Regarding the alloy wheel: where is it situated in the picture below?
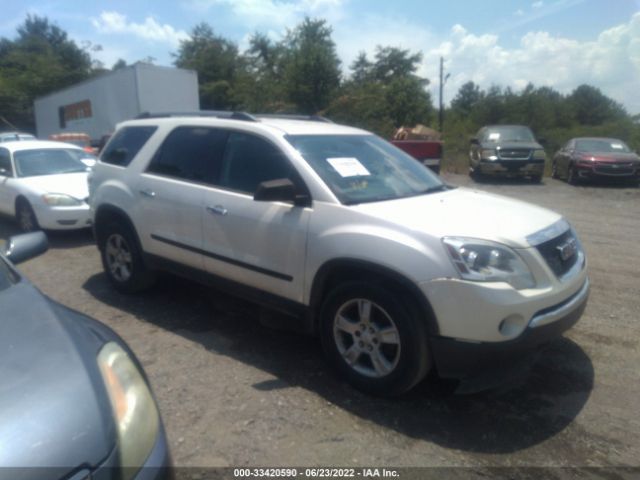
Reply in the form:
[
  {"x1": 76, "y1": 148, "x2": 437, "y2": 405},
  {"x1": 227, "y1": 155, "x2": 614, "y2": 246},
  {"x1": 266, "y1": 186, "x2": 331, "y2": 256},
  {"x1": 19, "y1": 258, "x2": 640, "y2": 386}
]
[
  {"x1": 332, "y1": 298, "x2": 401, "y2": 378},
  {"x1": 105, "y1": 233, "x2": 133, "y2": 282}
]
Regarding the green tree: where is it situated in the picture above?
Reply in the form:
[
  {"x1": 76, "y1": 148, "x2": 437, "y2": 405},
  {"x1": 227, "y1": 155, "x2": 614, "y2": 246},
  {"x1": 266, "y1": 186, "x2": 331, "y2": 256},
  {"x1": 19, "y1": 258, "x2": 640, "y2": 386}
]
[
  {"x1": 174, "y1": 23, "x2": 242, "y2": 109},
  {"x1": 0, "y1": 15, "x2": 92, "y2": 130},
  {"x1": 569, "y1": 84, "x2": 626, "y2": 125},
  {"x1": 282, "y1": 18, "x2": 341, "y2": 113},
  {"x1": 451, "y1": 81, "x2": 483, "y2": 116}
]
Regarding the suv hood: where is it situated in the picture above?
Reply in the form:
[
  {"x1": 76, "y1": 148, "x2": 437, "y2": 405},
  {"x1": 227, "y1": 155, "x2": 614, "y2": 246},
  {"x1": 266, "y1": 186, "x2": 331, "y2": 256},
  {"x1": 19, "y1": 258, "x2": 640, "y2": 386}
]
[
  {"x1": 353, "y1": 187, "x2": 561, "y2": 248},
  {"x1": 0, "y1": 281, "x2": 114, "y2": 471},
  {"x1": 15, "y1": 172, "x2": 89, "y2": 200}
]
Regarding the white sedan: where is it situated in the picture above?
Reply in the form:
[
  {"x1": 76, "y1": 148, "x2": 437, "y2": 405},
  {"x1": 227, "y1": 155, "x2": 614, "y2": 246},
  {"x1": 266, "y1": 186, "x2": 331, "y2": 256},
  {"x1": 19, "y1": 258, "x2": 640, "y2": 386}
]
[{"x1": 0, "y1": 141, "x2": 94, "y2": 231}]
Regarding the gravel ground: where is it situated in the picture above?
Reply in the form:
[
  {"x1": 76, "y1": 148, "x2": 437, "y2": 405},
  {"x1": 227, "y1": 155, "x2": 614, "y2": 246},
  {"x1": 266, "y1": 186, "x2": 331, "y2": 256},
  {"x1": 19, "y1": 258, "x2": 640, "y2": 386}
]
[{"x1": 1, "y1": 174, "x2": 639, "y2": 471}]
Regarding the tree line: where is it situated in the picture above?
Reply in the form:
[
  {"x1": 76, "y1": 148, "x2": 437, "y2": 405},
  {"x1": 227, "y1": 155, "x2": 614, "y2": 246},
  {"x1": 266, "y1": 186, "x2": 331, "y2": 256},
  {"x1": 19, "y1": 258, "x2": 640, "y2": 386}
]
[{"x1": 1, "y1": 14, "x2": 638, "y2": 163}]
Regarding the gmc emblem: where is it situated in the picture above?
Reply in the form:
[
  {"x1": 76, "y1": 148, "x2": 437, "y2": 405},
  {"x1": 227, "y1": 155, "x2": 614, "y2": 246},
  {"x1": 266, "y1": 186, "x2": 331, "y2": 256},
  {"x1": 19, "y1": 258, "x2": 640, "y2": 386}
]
[{"x1": 557, "y1": 237, "x2": 577, "y2": 261}]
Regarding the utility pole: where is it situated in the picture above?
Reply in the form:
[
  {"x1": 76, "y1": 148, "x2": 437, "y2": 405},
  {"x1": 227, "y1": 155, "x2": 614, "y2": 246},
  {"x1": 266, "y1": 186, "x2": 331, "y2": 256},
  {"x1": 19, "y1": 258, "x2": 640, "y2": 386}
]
[{"x1": 438, "y1": 57, "x2": 450, "y2": 134}]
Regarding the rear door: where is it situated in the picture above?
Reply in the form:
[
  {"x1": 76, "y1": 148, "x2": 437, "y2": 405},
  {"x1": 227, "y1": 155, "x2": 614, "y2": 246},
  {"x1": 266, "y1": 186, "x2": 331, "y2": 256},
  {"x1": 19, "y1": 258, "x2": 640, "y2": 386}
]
[
  {"x1": 135, "y1": 126, "x2": 227, "y2": 270},
  {"x1": 201, "y1": 131, "x2": 310, "y2": 302}
]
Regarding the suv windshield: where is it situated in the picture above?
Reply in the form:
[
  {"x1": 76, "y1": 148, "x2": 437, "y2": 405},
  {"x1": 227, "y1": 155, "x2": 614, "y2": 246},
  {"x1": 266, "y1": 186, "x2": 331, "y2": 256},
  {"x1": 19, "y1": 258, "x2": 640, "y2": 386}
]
[
  {"x1": 481, "y1": 126, "x2": 536, "y2": 143},
  {"x1": 575, "y1": 139, "x2": 631, "y2": 153},
  {"x1": 14, "y1": 149, "x2": 88, "y2": 177},
  {"x1": 286, "y1": 134, "x2": 444, "y2": 205}
]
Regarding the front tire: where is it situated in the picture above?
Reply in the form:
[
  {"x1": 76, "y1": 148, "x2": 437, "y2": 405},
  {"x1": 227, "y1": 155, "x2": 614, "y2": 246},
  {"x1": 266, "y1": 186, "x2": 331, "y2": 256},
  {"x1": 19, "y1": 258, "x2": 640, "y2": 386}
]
[
  {"x1": 567, "y1": 165, "x2": 578, "y2": 185},
  {"x1": 16, "y1": 199, "x2": 39, "y2": 232},
  {"x1": 319, "y1": 282, "x2": 431, "y2": 396},
  {"x1": 99, "y1": 222, "x2": 155, "y2": 293}
]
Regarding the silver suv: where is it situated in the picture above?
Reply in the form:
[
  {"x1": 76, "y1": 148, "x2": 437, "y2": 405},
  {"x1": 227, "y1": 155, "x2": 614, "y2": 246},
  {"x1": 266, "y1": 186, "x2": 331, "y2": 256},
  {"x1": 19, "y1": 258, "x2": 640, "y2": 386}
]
[{"x1": 89, "y1": 112, "x2": 589, "y2": 395}]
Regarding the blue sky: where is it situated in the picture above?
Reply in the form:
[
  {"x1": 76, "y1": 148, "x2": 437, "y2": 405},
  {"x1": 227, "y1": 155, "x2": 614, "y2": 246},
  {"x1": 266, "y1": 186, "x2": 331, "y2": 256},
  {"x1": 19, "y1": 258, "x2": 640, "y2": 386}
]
[{"x1": 2, "y1": 0, "x2": 640, "y2": 113}]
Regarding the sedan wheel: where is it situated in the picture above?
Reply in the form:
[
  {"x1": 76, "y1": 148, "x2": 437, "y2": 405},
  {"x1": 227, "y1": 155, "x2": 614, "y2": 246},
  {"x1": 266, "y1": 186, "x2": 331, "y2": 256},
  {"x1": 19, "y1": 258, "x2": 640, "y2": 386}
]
[
  {"x1": 567, "y1": 166, "x2": 578, "y2": 185},
  {"x1": 16, "y1": 201, "x2": 39, "y2": 232}
]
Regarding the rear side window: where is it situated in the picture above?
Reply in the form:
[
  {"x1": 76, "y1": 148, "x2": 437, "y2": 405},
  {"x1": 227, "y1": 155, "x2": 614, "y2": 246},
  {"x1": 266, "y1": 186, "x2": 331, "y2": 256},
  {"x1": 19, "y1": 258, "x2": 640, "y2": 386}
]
[
  {"x1": 101, "y1": 126, "x2": 157, "y2": 167},
  {"x1": 218, "y1": 132, "x2": 292, "y2": 194},
  {"x1": 0, "y1": 148, "x2": 12, "y2": 176},
  {"x1": 146, "y1": 127, "x2": 228, "y2": 183}
]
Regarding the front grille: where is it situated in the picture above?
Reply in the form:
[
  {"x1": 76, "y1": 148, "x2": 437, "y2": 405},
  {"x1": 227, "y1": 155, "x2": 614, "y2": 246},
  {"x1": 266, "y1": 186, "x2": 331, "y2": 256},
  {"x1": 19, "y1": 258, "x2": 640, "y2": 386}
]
[
  {"x1": 594, "y1": 164, "x2": 635, "y2": 175},
  {"x1": 497, "y1": 160, "x2": 530, "y2": 171},
  {"x1": 536, "y1": 229, "x2": 580, "y2": 278},
  {"x1": 498, "y1": 149, "x2": 531, "y2": 160}
]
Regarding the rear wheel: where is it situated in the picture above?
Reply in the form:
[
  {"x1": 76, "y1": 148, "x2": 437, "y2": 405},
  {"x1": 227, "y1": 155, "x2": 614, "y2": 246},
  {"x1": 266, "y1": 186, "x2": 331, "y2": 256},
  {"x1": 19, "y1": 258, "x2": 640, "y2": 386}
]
[
  {"x1": 100, "y1": 222, "x2": 155, "y2": 293},
  {"x1": 319, "y1": 282, "x2": 431, "y2": 396},
  {"x1": 16, "y1": 199, "x2": 39, "y2": 232}
]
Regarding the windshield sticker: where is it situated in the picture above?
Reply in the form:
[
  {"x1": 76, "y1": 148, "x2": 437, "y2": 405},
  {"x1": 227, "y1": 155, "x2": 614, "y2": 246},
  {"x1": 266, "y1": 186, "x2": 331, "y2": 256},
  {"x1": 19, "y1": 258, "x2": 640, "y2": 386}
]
[
  {"x1": 327, "y1": 157, "x2": 371, "y2": 177},
  {"x1": 488, "y1": 133, "x2": 500, "y2": 141},
  {"x1": 611, "y1": 143, "x2": 624, "y2": 150}
]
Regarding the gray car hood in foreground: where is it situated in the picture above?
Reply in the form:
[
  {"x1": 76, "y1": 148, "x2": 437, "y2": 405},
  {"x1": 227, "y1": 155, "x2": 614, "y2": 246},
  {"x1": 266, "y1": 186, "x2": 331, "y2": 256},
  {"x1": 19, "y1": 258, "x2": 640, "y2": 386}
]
[{"x1": 0, "y1": 280, "x2": 115, "y2": 473}]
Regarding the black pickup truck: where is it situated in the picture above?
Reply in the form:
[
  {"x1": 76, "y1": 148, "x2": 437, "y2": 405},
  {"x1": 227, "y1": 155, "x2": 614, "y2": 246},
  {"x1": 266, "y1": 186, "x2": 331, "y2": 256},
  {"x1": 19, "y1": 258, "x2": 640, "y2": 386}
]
[{"x1": 469, "y1": 125, "x2": 546, "y2": 182}]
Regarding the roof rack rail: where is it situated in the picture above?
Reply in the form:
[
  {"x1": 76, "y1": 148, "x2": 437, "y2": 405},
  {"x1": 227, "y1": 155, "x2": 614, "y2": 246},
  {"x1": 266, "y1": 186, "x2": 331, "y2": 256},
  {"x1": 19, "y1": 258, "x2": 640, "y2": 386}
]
[
  {"x1": 135, "y1": 111, "x2": 257, "y2": 122},
  {"x1": 253, "y1": 113, "x2": 333, "y2": 123}
]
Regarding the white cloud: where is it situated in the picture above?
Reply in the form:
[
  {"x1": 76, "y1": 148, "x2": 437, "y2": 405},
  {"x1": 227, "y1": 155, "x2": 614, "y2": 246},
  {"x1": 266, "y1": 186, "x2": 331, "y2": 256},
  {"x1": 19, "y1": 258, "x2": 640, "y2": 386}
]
[
  {"x1": 91, "y1": 11, "x2": 189, "y2": 47},
  {"x1": 187, "y1": 0, "x2": 345, "y2": 30},
  {"x1": 422, "y1": 12, "x2": 640, "y2": 114}
]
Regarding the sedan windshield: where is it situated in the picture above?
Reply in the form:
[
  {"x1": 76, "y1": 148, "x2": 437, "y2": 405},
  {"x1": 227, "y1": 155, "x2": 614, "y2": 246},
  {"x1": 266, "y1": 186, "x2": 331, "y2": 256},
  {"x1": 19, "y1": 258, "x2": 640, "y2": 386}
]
[
  {"x1": 14, "y1": 149, "x2": 88, "y2": 177},
  {"x1": 286, "y1": 134, "x2": 445, "y2": 205},
  {"x1": 481, "y1": 126, "x2": 536, "y2": 143},
  {"x1": 575, "y1": 139, "x2": 631, "y2": 153}
]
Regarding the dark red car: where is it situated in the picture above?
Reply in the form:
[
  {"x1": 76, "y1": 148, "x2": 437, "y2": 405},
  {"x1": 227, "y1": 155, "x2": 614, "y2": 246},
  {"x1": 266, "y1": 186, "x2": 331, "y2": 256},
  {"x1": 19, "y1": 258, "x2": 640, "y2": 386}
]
[{"x1": 552, "y1": 137, "x2": 640, "y2": 185}]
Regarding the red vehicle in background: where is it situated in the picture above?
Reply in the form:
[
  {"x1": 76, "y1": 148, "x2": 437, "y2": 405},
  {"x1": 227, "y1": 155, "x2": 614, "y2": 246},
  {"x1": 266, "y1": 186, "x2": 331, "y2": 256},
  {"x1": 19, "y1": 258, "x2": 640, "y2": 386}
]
[
  {"x1": 49, "y1": 132, "x2": 97, "y2": 155},
  {"x1": 552, "y1": 137, "x2": 640, "y2": 185},
  {"x1": 391, "y1": 125, "x2": 443, "y2": 174}
]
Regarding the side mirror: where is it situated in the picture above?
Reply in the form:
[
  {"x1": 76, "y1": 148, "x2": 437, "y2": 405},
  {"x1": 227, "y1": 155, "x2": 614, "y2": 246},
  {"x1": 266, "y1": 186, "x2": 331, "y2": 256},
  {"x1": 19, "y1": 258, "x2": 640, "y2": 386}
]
[
  {"x1": 254, "y1": 178, "x2": 310, "y2": 207},
  {"x1": 4, "y1": 231, "x2": 49, "y2": 265},
  {"x1": 469, "y1": 138, "x2": 480, "y2": 146}
]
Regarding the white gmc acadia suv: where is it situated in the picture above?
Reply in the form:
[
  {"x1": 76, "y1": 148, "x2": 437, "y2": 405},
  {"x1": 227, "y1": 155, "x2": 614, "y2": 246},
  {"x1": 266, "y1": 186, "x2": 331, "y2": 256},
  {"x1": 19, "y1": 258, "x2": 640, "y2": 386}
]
[{"x1": 89, "y1": 112, "x2": 589, "y2": 395}]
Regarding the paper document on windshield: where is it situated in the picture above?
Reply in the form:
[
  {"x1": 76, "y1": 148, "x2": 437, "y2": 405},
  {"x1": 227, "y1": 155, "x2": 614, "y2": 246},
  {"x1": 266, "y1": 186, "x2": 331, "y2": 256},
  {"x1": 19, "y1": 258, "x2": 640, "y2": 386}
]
[{"x1": 327, "y1": 157, "x2": 371, "y2": 177}]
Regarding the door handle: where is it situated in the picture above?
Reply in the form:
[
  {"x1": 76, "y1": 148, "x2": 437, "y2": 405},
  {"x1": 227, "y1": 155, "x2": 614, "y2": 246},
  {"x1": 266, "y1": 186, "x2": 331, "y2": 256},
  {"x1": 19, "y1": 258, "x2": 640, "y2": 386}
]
[
  {"x1": 139, "y1": 189, "x2": 156, "y2": 198},
  {"x1": 206, "y1": 205, "x2": 228, "y2": 216}
]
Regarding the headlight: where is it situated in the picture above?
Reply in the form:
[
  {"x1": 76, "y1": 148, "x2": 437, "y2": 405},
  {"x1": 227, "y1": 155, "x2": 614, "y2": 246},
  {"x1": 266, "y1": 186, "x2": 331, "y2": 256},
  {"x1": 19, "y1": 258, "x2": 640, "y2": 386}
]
[
  {"x1": 533, "y1": 149, "x2": 546, "y2": 160},
  {"x1": 481, "y1": 149, "x2": 498, "y2": 160},
  {"x1": 442, "y1": 237, "x2": 536, "y2": 290},
  {"x1": 97, "y1": 342, "x2": 159, "y2": 476},
  {"x1": 42, "y1": 193, "x2": 83, "y2": 206}
]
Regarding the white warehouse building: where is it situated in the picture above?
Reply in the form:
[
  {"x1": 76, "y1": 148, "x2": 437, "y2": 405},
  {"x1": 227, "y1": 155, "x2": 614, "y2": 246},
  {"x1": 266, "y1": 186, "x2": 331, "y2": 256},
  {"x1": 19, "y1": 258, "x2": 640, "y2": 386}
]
[{"x1": 34, "y1": 63, "x2": 199, "y2": 142}]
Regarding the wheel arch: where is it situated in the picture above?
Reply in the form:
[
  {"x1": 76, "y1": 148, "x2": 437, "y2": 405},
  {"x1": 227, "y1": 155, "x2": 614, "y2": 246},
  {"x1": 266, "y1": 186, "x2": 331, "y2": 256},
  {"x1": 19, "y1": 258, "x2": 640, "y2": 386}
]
[
  {"x1": 93, "y1": 204, "x2": 142, "y2": 252},
  {"x1": 308, "y1": 258, "x2": 440, "y2": 336}
]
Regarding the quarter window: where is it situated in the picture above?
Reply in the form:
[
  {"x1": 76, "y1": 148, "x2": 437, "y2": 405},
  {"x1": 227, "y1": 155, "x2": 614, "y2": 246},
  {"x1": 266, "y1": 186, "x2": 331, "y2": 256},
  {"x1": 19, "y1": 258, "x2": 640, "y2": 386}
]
[
  {"x1": 0, "y1": 148, "x2": 12, "y2": 176},
  {"x1": 218, "y1": 132, "x2": 292, "y2": 194},
  {"x1": 101, "y1": 126, "x2": 157, "y2": 167},
  {"x1": 147, "y1": 127, "x2": 228, "y2": 183}
]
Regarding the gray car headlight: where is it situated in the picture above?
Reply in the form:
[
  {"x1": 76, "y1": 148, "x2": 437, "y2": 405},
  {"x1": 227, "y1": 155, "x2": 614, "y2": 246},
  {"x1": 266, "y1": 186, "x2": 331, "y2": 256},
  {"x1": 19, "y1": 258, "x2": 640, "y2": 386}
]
[
  {"x1": 42, "y1": 193, "x2": 83, "y2": 206},
  {"x1": 443, "y1": 237, "x2": 536, "y2": 290},
  {"x1": 97, "y1": 342, "x2": 159, "y2": 477}
]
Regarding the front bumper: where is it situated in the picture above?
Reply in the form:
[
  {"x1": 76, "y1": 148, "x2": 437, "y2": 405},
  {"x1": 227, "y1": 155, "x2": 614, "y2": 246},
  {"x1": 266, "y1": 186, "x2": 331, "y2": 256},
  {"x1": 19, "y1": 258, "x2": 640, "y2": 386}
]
[
  {"x1": 33, "y1": 203, "x2": 92, "y2": 230},
  {"x1": 575, "y1": 163, "x2": 640, "y2": 179},
  {"x1": 429, "y1": 278, "x2": 588, "y2": 389},
  {"x1": 477, "y1": 159, "x2": 544, "y2": 176}
]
